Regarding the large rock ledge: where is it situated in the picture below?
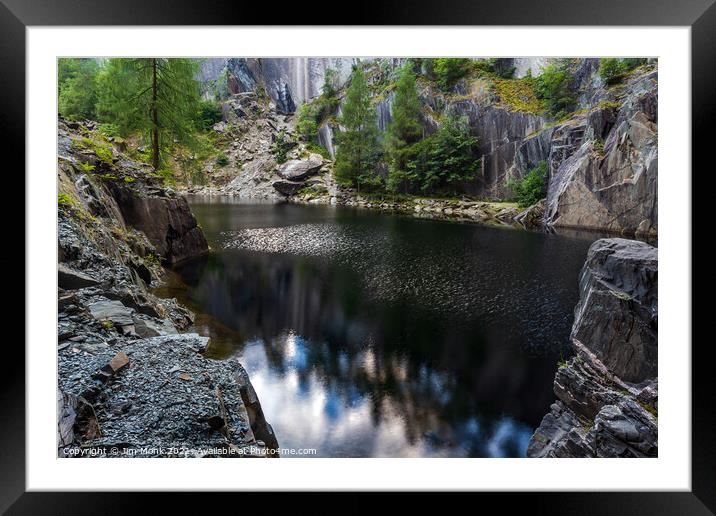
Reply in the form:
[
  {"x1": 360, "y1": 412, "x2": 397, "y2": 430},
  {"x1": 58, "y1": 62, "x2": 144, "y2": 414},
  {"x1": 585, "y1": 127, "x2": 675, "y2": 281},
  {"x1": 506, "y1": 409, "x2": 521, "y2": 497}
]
[
  {"x1": 58, "y1": 332, "x2": 278, "y2": 458},
  {"x1": 57, "y1": 119, "x2": 276, "y2": 458},
  {"x1": 527, "y1": 238, "x2": 658, "y2": 458},
  {"x1": 105, "y1": 184, "x2": 208, "y2": 265}
]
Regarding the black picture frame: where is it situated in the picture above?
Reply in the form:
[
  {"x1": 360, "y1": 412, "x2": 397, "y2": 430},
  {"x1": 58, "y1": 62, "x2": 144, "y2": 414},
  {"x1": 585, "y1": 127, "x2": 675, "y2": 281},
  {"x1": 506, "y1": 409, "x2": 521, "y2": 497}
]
[{"x1": 5, "y1": 0, "x2": 710, "y2": 512}]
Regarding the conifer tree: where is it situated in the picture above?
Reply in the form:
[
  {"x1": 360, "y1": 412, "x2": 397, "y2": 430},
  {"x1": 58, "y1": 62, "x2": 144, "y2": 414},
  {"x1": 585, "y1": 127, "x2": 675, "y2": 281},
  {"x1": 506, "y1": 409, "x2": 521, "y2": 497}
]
[
  {"x1": 97, "y1": 58, "x2": 201, "y2": 171},
  {"x1": 386, "y1": 62, "x2": 423, "y2": 192},
  {"x1": 334, "y1": 67, "x2": 381, "y2": 190}
]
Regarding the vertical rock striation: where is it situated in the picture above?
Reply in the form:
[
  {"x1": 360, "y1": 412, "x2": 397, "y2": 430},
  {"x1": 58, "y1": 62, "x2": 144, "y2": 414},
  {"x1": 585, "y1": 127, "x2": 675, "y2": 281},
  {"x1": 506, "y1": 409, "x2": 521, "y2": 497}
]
[
  {"x1": 198, "y1": 58, "x2": 657, "y2": 235},
  {"x1": 527, "y1": 238, "x2": 658, "y2": 458},
  {"x1": 206, "y1": 57, "x2": 360, "y2": 113},
  {"x1": 544, "y1": 71, "x2": 658, "y2": 236}
]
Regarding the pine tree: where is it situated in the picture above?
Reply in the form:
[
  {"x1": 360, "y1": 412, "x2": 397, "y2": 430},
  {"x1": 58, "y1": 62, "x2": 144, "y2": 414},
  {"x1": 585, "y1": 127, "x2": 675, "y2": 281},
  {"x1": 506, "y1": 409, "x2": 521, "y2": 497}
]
[
  {"x1": 97, "y1": 58, "x2": 201, "y2": 171},
  {"x1": 334, "y1": 67, "x2": 381, "y2": 190},
  {"x1": 386, "y1": 62, "x2": 423, "y2": 192}
]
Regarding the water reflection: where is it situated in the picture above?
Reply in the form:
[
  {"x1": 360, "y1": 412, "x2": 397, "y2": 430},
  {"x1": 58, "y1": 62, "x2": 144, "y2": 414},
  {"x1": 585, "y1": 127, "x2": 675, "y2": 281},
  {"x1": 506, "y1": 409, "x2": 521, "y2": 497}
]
[{"x1": 167, "y1": 199, "x2": 602, "y2": 457}]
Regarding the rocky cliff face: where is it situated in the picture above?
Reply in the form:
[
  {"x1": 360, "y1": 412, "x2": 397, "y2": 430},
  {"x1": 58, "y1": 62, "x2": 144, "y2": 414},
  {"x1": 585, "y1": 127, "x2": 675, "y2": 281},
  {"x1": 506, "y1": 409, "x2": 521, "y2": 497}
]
[
  {"x1": 197, "y1": 58, "x2": 657, "y2": 236},
  {"x1": 58, "y1": 120, "x2": 208, "y2": 264},
  {"x1": 57, "y1": 119, "x2": 277, "y2": 457},
  {"x1": 200, "y1": 58, "x2": 555, "y2": 112},
  {"x1": 544, "y1": 70, "x2": 658, "y2": 237},
  {"x1": 202, "y1": 57, "x2": 359, "y2": 113},
  {"x1": 527, "y1": 238, "x2": 658, "y2": 458}
]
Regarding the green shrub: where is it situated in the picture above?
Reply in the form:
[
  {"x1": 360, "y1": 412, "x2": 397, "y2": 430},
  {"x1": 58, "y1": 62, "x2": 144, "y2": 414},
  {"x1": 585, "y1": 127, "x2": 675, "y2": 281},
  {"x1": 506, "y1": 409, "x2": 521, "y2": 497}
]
[
  {"x1": 433, "y1": 58, "x2": 472, "y2": 91},
  {"x1": 297, "y1": 103, "x2": 319, "y2": 142},
  {"x1": 144, "y1": 253, "x2": 162, "y2": 266},
  {"x1": 212, "y1": 67, "x2": 231, "y2": 100},
  {"x1": 473, "y1": 58, "x2": 516, "y2": 79},
  {"x1": 489, "y1": 58, "x2": 516, "y2": 79},
  {"x1": 599, "y1": 58, "x2": 648, "y2": 85},
  {"x1": 593, "y1": 138, "x2": 605, "y2": 155},
  {"x1": 98, "y1": 123, "x2": 120, "y2": 138},
  {"x1": 621, "y1": 58, "x2": 648, "y2": 69},
  {"x1": 94, "y1": 145, "x2": 114, "y2": 165},
  {"x1": 306, "y1": 142, "x2": 331, "y2": 159},
  {"x1": 598, "y1": 58, "x2": 625, "y2": 85},
  {"x1": 81, "y1": 137, "x2": 114, "y2": 165},
  {"x1": 215, "y1": 152, "x2": 229, "y2": 167},
  {"x1": 152, "y1": 168, "x2": 176, "y2": 186},
  {"x1": 271, "y1": 130, "x2": 293, "y2": 164},
  {"x1": 534, "y1": 60, "x2": 577, "y2": 118},
  {"x1": 58, "y1": 193, "x2": 74, "y2": 209},
  {"x1": 406, "y1": 115, "x2": 480, "y2": 193},
  {"x1": 78, "y1": 161, "x2": 95, "y2": 173},
  {"x1": 506, "y1": 161, "x2": 548, "y2": 208},
  {"x1": 296, "y1": 70, "x2": 341, "y2": 145},
  {"x1": 492, "y1": 77, "x2": 544, "y2": 113},
  {"x1": 197, "y1": 100, "x2": 223, "y2": 131}
]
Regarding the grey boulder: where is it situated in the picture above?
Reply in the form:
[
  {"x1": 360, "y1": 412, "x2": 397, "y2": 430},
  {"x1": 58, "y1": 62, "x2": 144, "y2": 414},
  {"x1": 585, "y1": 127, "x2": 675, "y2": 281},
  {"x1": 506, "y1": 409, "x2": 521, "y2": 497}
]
[
  {"x1": 88, "y1": 299, "x2": 135, "y2": 328},
  {"x1": 272, "y1": 180, "x2": 305, "y2": 196},
  {"x1": 277, "y1": 153, "x2": 323, "y2": 181},
  {"x1": 513, "y1": 199, "x2": 546, "y2": 229}
]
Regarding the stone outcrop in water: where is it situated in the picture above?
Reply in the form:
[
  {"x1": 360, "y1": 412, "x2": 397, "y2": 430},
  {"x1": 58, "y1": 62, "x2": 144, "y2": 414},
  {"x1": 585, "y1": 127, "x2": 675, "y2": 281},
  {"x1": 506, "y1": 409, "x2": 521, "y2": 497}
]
[
  {"x1": 571, "y1": 239, "x2": 658, "y2": 382},
  {"x1": 514, "y1": 200, "x2": 546, "y2": 230},
  {"x1": 527, "y1": 238, "x2": 658, "y2": 458},
  {"x1": 103, "y1": 184, "x2": 208, "y2": 265},
  {"x1": 57, "y1": 119, "x2": 277, "y2": 458}
]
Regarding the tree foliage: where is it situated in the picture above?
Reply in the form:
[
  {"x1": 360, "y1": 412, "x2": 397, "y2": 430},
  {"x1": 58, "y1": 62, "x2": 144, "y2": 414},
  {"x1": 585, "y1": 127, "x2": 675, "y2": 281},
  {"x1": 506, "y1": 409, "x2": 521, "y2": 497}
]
[
  {"x1": 533, "y1": 60, "x2": 577, "y2": 119},
  {"x1": 215, "y1": 67, "x2": 231, "y2": 100},
  {"x1": 386, "y1": 63, "x2": 423, "y2": 191},
  {"x1": 506, "y1": 161, "x2": 548, "y2": 208},
  {"x1": 271, "y1": 130, "x2": 294, "y2": 164},
  {"x1": 432, "y1": 58, "x2": 472, "y2": 91},
  {"x1": 96, "y1": 58, "x2": 201, "y2": 170},
  {"x1": 334, "y1": 67, "x2": 382, "y2": 190},
  {"x1": 407, "y1": 115, "x2": 480, "y2": 193},
  {"x1": 58, "y1": 58, "x2": 100, "y2": 120},
  {"x1": 197, "y1": 100, "x2": 223, "y2": 131},
  {"x1": 488, "y1": 58, "x2": 516, "y2": 79},
  {"x1": 599, "y1": 58, "x2": 648, "y2": 85},
  {"x1": 296, "y1": 68, "x2": 340, "y2": 148},
  {"x1": 297, "y1": 102, "x2": 319, "y2": 142}
]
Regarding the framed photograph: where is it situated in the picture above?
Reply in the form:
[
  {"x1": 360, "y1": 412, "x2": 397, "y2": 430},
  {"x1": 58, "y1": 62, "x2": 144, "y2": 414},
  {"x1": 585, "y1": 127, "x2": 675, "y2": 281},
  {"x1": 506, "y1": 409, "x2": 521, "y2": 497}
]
[{"x1": 8, "y1": 0, "x2": 711, "y2": 511}]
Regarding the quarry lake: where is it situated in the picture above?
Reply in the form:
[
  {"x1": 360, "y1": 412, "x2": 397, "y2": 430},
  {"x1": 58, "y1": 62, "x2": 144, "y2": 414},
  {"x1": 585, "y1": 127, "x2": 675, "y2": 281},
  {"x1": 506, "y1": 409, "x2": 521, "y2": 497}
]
[{"x1": 160, "y1": 196, "x2": 601, "y2": 457}]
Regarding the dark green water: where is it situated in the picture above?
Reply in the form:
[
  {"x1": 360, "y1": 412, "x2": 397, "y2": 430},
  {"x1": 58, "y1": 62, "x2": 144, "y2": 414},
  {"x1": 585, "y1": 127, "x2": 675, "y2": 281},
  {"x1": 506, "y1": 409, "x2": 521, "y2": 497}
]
[{"x1": 165, "y1": 196, "x2": 603, "y2": 457}]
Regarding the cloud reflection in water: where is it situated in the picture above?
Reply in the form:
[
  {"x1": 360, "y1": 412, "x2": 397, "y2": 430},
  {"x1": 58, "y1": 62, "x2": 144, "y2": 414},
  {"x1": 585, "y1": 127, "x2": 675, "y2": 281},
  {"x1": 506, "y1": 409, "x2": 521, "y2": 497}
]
[{"x1": 168, "y1": 200, "x2": 599, "y2": 457}]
